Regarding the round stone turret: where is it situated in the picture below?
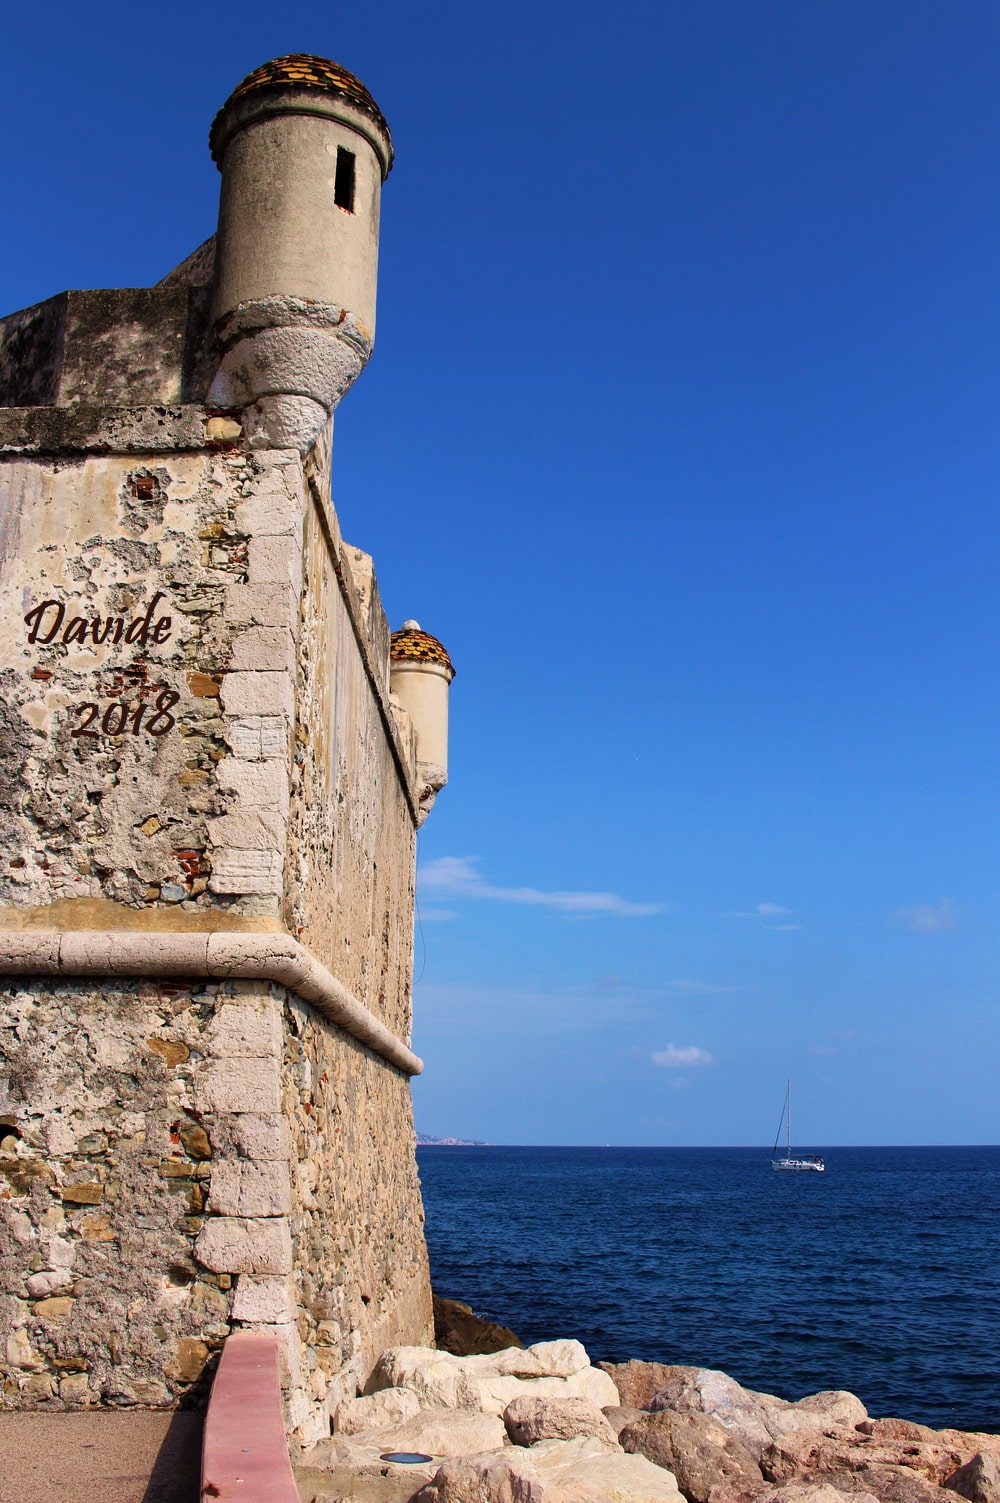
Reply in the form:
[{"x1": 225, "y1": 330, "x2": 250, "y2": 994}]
[
  {"x1": 390, "y1": 623, "x2": 455, "y2": 817},
  {"x1": 207, "y1": 54, "x2": 393, "y2": 449}
]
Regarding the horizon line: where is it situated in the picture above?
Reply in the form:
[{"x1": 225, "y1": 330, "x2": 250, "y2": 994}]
[{"x1": 416, "y1": 1141, "x2": 1000, "y2": 1150}]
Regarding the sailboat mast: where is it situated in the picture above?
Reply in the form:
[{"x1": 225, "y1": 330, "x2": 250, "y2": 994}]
[{"x1": 787, "y1": 1079, "x2": 791, "y2": 1157}]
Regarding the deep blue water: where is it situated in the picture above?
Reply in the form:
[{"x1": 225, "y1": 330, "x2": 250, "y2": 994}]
[{"x1": 417, "y1": 1145, "x2": 1000, "y2": 1435}]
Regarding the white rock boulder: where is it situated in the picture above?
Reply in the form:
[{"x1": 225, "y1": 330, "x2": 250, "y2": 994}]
[
  {"x1": 563, "y1": 1363, "x2": 622, "y2": 1408},
  {"x1": 333, "y1": 1385, "x2": 421, "y2": 1434},
  {"x1": 504, "y1": 1394, "x2": 621, "y2": 1447},
  {"x1": 414, "y1": 1434, "x2": 686, "y2": 1502},
  {"x1": 367, "y1": 1340, "x2": 619, "y2": 1417},
  {"x1": 461, "y1": 1346, "x2": 548, "y2": 1378},
  {"x1": 529, "y1": 1339, "x2": 591, "y2": 1377},
  {"x1": 785, "y1": 1391, "x2": 869, "y2": 1431},
  {"x1": 378, "y1": 1407, "x2": 507, "y2": 1458},
  {"x1": 367, "y1": 1347, "x2": 479, "y2": 1410}
]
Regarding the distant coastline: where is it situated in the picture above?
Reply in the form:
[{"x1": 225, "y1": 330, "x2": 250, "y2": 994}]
[{"x1": 417, "y1": 1132, "x2": 488, "y2": 1146}]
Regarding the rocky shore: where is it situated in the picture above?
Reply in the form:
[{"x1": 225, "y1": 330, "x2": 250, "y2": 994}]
[{"x1": 298, "y1": 1315, "x2": 1000, "y2": 1503}]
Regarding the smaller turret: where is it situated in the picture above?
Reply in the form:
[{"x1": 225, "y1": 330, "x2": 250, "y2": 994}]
[{"x1": 390, "y1": 622, "x2": 455, "y2": 822}]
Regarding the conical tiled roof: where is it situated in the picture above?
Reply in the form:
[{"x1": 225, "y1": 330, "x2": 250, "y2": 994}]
[
  {"x1": 390, "y1": 622, "x2": 455, "y2": 679},
  {"x1": 210, "y1": 54, "x2": 392, "y2": 168}
]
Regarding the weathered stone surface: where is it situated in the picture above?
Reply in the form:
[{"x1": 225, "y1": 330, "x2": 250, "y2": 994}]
[
  {"x1": 25, "y1": 1269, "x2": 73, "y2": 1297},
  {"x1": 31, "y1": 1296, "x2": 74, "y2": 1321},
  {"x1": 367, "y1": 1347, "x2": 479, "y2": 1410},
  {"x1": 650, "y1": 1368, "x2": 785, "y2": 1455},
  {"x1": 644, "y1": 1368, "x2": 868, "y2": 1460},
  {"x1": 602, "y1": 1359, "x2": 683, "y2": 1409},
  {"x1": 300, "y1": 1458, "x2": 439, "y2": 1501},
  {"x1": 59, "y1": 1372, "x2": 95, "y2": 1405},
  {"x1": 377, "y1": 1407, "x2": 507, "y2": 1458},
  {"x1": 469, "y1": 1370, "x2": 547, "y2": 1415},
  {"x1": 861, "y1": 1422, "x2": 944, "y2": 1444},
  {"x1": 229, "y1": 1113, "x2": 290, "y2": 1161},
  {"x1": 762, "y1": 1429, "x2": 878, "y2": 1482},
  {"x1": 60, "y1": 1181, "x2": 103, "y2": 1205},
  {"x1": 800, "y1": 1467, "x2": 953, "y2": 1503},
  {"x1": 754, "y1": 1419, "x2": 1000, "y2": 1503},
  {"x1": 230, "y1": 1274, "x2": 292, "y2": 1324},
  {"x1": 776, "y1": 1393, "x2": 869, "y2": 1435},
  {"x1": 178, "y1": 1122, "x2": 212, "y2": 1160},
  {"x1": 764, "y1": 1486, "x2": 881, "y2": 1503},
  {"x1": 410, "y1": 1446, "x2": 543, "y2": 1503},
  {"x1": 529, "y1": 1339, "x2": 591, "y2": 1378},
  {"x1": 166, "y1": 1337, "x2": 209, "y2": 1383},
  {"x1": 367, "y1": 1340, "x2": 619, "y2": 1421},
  {"x1": 212, "y1": 987, "x2": 283, "y2": 1047},
  {"x1": 605, "y1": 1402, "x2": 648, "y2": 1435},
  {"x1": 622, "y1": 1409, "x2": 764, "y2": 1503},
  {"x1": 207, "y1": 1158, "x2": 291, "y2": 1217},
  {"x1": 504, "y1": 1393, "x2": 621, "y2": 1447},
  {"x1": 462, "y1": 1346, "x2": 548, "y2": 1378},
  {"x1": 433, "y1": 1294, "x2": 524, "y2": 1356},
  {"x1": 334, "y1": 1385, "x2": 422, "y2": 1434},
  {"x1": 196, "y1": 1057, "x2": 282, "y2": 1115},
  {"x1": 563, "y1": 1363, "x2": 622, "y2": 1408},
  {"x1": 414, "y1": 1434, "x2": 686, "y2": 1503},
  {"x1": 944, "y1": 1453, "x2": 1000, "y2": 1503},
  {"x1": 147, "y1": 1037, "x2": 190, "y2": 1067},
  {"x1": 194, "y1": 1214, "x2": 293, "y2": 1274},
  {"x1": 477, "y1": 1364, "x2": 618, "y2": 1417},
  {"x1": 5, "y1": 1330, "x2": 42, "y2": 1371}
]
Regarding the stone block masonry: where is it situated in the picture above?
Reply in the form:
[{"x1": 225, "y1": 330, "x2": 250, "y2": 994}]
[
  {"x1": 0, "y1": 53, "x2": 445, "y2": 1445},
  {"x1": 0, "y1": 971, "x2": 429, "y2": 1436}
]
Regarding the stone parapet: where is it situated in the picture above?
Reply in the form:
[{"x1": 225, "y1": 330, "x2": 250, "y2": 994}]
[
  {"x1": 0, "y1": 288, "x2": 212, "y2": 411},
  {"x1": 0, "y1": 402, "x2": 225, "y2": 455}
]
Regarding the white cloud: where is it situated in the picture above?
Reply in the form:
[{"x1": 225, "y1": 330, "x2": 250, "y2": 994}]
[
  {"x1": 418, "y1": 856, "x2": 664, "y2": 918},
  {"x1": 725, "y1": 902, "x2": 793, "y2": 920},
  {"x1": 891, "y1": 899, "x2": 958, "y2": 934},
  {"x1": 417, "y1": 907, "x2": 458, "y2": 922},
  {"x1": 650, "y1": 1044, "x2": 716, "y2": 1068},
  {"x1": 664, "y1": 978, "x2": 736, "y2": 996}
]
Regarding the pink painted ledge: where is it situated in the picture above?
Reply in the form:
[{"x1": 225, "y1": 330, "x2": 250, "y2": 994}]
[{"x1": 201, "y1": 1331, "x2": 300, "y2": 1503}]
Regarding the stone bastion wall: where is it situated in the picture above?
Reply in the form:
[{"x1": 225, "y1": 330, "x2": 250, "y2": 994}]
[{"x1": 0, "y1": 405, "x2": 434, "y2": 1444}]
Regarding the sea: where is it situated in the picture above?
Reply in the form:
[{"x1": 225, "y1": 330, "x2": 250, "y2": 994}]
[{"x1": 417, "y1": 1145, "x2": 1000, "y2": 1435}]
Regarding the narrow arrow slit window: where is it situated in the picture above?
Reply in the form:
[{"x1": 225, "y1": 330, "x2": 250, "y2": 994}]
[{"x1": 334, "y1": 148, "x2": 356, "y2": 212}]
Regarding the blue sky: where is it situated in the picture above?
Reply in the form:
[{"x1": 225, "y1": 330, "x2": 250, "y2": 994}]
[{"x1": 4, "y1": 1, "x2": 999, "y2": 1145}]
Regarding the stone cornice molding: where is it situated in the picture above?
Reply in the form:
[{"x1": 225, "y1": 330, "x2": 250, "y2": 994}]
[{"x1": 0, "y1": 929, "x2": 422, "y2": 1077}]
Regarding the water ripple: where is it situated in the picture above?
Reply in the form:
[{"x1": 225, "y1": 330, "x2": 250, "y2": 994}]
[{"x1": 418, "y1": 1145, "x2": 1000, "y2": 1433}]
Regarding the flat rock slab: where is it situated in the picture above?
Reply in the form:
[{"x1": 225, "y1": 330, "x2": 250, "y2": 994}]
[
  {"x1": 297, "y1": 1458, "x2": 438, "y2": 1503},
  {"x1": 0, "y1": 1411, "x2": 203, "y2": 1503}
]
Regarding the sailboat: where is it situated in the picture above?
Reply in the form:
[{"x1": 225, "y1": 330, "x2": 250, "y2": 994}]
[{"x1": 771, "y1": 1080, "x2": 825, "y2": 1172}]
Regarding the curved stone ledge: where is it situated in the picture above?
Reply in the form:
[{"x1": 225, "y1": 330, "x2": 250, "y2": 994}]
[{"x1": 0, "y1": 928, "x2": 422, "y2": 1076}]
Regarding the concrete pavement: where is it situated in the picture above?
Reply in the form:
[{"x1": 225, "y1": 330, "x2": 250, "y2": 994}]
[{"x1": 0, "y1": 1410, "x2": 202, "y2": 1503}]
